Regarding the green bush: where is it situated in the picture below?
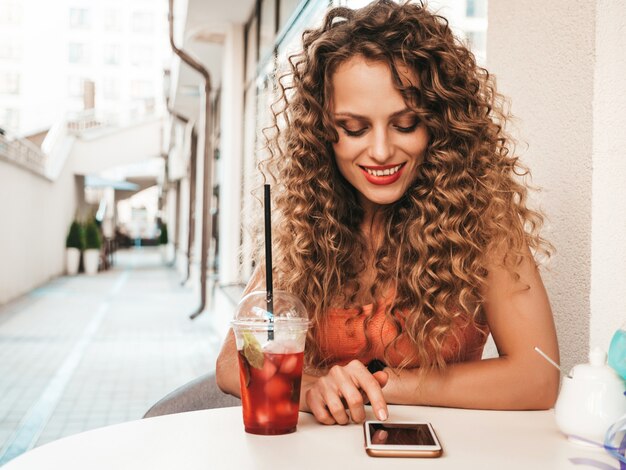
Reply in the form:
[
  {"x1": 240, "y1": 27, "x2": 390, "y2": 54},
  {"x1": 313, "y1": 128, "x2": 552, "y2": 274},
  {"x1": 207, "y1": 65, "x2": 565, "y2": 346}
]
[
  {"x1": 66, "y1": 221, "x2": 85, "y2": 250},
  {"x1": 84, "y1": 220, "x2": 102, "y2": 250},
  {"x1": 159, "y1": 223, "x2": 169, "y2": 245}
]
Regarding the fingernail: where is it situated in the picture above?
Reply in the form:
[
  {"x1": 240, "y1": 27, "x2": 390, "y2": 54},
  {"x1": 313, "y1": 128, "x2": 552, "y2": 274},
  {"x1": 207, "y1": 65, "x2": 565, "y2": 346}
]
[{"x1": 378, "y1": 409, "x2": 387, "y2": 421}]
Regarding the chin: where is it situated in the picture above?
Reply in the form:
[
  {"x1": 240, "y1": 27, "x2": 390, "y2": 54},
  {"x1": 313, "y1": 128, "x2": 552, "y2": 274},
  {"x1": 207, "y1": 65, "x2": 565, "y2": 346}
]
[{"x1": 361, "y1": 190, "x2": 405, "y2": 207}]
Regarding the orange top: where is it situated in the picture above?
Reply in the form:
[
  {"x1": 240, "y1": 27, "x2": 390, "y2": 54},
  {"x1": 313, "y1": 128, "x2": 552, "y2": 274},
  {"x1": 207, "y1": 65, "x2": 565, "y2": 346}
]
[{"x1": 316, "y1": 295, "x2": 490, "y2": 368}]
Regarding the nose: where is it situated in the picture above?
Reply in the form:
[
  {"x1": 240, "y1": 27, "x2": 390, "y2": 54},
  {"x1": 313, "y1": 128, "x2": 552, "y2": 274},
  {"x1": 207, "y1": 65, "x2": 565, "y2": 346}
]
[{"x1": 368, "y1": 126, "x2": 393, "y2": 163}]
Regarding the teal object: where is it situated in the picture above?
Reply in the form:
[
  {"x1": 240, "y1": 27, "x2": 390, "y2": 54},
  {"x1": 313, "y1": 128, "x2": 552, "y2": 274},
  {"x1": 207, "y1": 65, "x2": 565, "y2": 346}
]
[{"x1": 608, "y1": 325, "x2": 626, "y2": 380}]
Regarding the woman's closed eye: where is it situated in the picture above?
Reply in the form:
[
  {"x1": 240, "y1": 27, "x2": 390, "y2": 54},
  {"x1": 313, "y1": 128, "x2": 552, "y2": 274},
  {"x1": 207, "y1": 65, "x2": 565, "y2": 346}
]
[
  {"x1": 393, "y1": 117, "x2": 420, "y2": 133},
  {"x1": 338, "y1": 120, "x2": 420, "y2": 137},
  {"x1": 340, "y1": 125, "x2": 367, "y2": 137}
]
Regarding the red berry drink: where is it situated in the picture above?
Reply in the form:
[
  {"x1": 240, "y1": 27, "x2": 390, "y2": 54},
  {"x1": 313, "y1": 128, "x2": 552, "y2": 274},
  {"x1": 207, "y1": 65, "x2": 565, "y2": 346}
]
[
  {"x1": 232, "y1": 290, "x2": 309, "y2": 435},
  {"x1": 238, "y1": 350, "x2": 304, "y2": 435}
]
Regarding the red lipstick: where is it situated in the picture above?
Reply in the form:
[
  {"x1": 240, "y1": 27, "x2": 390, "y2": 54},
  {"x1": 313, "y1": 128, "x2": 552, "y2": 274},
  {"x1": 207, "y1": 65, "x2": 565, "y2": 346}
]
[{"x1": 359, "y1": 163, "x2": 406, "y2": 185}]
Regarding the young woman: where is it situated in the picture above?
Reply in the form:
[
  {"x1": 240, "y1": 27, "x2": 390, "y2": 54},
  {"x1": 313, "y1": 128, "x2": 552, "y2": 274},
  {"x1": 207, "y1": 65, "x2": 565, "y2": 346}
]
[{"x1": 216, "y1": 0, "x2": 559, "y2": 426}]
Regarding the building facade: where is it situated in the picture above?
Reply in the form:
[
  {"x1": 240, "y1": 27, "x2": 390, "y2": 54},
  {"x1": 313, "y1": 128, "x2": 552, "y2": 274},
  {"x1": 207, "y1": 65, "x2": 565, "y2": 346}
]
[{"x1": 0, "y1": 0, "x2": 168, "y2": 136}]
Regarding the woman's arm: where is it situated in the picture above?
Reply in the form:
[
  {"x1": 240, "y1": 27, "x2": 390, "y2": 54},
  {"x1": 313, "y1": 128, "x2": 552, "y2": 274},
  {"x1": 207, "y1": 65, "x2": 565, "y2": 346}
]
[
  {"x1": 382, "y1": 246, "x2": 560, "y2": 410},
  {"x1": 215, "y1": 329, "x2": 241, "y2": 396}
]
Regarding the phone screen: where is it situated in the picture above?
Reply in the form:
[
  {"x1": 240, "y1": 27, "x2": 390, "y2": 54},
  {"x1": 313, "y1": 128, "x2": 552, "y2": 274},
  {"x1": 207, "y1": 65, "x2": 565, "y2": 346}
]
[{"x1": 367, "y1": 423, "x2": 436, "y2": 446}]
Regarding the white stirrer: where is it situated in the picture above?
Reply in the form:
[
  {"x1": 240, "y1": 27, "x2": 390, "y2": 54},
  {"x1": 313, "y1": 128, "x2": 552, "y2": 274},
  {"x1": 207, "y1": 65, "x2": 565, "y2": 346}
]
[{"x1": 534, "y1": 346, "x2": 572, "y2": 379}]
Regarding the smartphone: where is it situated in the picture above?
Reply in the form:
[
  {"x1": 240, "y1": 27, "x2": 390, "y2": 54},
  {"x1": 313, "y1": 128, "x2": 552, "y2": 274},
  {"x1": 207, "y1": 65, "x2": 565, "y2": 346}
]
[{"x1": 363, "y1": 421, "x2": 443, "y2": 458}]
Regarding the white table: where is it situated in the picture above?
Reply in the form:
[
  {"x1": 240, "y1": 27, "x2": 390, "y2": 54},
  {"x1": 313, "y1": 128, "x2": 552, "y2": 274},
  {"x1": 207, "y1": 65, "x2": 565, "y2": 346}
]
[{"x1": 3, "y1": 406, "x2": 619, "y2": 469}]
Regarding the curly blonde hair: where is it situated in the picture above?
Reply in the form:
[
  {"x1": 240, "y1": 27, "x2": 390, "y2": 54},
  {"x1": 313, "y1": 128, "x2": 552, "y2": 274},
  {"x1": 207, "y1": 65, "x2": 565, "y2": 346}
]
[{"x1": 260, "y1": 0, "x2": 550, "y2": 371}]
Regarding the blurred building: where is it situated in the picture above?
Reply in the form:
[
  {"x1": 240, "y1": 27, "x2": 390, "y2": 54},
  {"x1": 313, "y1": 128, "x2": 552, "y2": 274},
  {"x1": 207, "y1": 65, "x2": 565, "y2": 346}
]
[
  {"x1": 0, "y1": 0, "x2": 168, "y2": 135},
  {"x1": 0, "y1": 0, "x2": 168, "y2": 303}
]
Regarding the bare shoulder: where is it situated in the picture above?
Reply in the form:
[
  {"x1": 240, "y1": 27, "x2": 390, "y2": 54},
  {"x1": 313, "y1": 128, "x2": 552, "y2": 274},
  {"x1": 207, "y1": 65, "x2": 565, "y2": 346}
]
[{"x1": 482, "y1": 242, "x2": 545, "y2": 296}]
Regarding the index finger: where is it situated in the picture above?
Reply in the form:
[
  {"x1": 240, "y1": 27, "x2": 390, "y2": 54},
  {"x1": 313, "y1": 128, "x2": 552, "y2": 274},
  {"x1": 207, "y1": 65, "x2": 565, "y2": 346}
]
[{"x1": 351, "y1": 367, "x2": 388, "y2": 421}]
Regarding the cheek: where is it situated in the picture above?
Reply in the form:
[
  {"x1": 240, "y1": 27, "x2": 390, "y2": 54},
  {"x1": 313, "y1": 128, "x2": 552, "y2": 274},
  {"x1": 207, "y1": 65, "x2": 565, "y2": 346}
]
[
  {"x1": 409, "y1": 141, "x2": 428, "y2": 161},
  {"x1": 333, "y1": 140, "x2": 367, "y2": 177},
  {"x1": 403, "y1": 130, "x2": 429, "y2": 161},
  {"x1": 332, "y1": 142, "x2": 352, "y2": 167},
  {"x1": 332, "y1": 138, "x2": 350, "y2": 156},
  {"x1": 331, "y1": 146, "x2": 356, "y2": 184}
]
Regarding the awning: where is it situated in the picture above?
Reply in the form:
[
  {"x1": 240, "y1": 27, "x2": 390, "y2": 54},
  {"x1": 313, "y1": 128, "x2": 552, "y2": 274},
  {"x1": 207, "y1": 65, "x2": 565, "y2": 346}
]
[{"x1": 84, "y1": 175, "x2": 140, "y2": 191}]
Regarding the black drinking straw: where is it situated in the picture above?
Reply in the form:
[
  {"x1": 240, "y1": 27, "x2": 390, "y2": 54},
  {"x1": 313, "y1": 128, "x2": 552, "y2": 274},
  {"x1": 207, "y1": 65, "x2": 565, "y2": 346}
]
[{"x1": 264, "y1": 184, "x2": 274, "y2": 340}]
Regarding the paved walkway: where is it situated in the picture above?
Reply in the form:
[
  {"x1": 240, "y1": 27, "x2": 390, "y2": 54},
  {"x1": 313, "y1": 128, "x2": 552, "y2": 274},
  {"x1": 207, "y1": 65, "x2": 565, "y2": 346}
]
[{"x1": 0, "y1": 247, "x2": 236, "y2": 465}]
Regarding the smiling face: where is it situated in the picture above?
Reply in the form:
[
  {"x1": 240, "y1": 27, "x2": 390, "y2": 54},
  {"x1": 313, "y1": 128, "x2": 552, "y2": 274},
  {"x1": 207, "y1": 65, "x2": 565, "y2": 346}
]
[{"x1": 330, "y1": 56, "x2": 429, "y2": 216}]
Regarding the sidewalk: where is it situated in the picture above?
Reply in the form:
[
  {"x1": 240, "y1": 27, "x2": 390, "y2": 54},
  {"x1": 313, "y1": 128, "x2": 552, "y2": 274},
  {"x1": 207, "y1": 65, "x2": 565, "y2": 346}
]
[{"x1": 0, "y1": 247, "x2": 236, "y2": 465}]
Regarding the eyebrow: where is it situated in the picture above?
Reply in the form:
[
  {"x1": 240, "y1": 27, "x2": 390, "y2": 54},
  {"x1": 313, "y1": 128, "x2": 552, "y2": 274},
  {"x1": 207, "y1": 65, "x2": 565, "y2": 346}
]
[{"x1": 333, "y1": 108, "x2": 415, "y2": 120}]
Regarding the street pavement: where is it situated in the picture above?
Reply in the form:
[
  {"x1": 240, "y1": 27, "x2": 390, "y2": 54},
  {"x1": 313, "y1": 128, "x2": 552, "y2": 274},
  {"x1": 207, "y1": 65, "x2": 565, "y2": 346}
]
[{"x1": 0, "y1": 247, "x2": 236, "y2": 465}]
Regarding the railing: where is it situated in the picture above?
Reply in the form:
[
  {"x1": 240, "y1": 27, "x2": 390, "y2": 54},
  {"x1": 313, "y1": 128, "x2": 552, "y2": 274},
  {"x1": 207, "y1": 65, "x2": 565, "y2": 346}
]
[
  {"x1": 66, "y1": 104, "x2": 159, "y2": 135},
  {"x1": 0, "y1": 128, "x2": 48, "y2": 178},
  {"x1": 66, "y1": 109, "x2": 106, "y2": 134},
  {"x1": 0, "y1": 105, "x2": 161, "y2": 179}
]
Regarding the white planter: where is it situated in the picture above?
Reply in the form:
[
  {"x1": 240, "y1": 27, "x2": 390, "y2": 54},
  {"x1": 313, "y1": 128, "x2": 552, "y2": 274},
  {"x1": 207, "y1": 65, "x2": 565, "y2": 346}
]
[
  {"x1": 66, "y1": 248, "x2": 80, "y2": 275},
  {"x1": 160, "y1": 244, "x2": 173, "y2": 264},
  {"x1": 83, "y1": 249, "x2": 100, "y2": 275}
]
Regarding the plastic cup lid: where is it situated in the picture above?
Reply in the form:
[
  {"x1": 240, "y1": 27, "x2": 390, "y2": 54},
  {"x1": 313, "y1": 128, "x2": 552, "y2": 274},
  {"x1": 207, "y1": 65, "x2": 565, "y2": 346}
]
[{"x1": 232, "y1": 290, "x2": 309, "y2": 328}]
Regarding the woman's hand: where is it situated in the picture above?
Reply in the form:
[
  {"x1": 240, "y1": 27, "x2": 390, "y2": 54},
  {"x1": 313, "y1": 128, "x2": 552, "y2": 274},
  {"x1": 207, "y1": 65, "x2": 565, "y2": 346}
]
[{"x1": 300, "y1": 360, "x2": 389, "y2": 425}]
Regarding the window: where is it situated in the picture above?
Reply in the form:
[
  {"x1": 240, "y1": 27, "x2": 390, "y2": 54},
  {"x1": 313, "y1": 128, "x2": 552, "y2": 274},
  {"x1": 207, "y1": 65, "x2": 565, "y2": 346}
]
[
  {"x1": 130, "y1": 80, "x2": 153, "y2": 99},
  {"x1": 0, "y1": 71, "x2": 20, "y2": 94},
  {"x1": 278, "y1": 0, "x2": 301, "y2": 33},
  {"x1": 0, "y1": 108, "x2": 19, "y2": 131},
  {"x1": 342, "y1": 0, "x2": 373, "y2": 8},
  {"x1": 256, "y1": 67, "x2": 276, "y2": 147},
  {"x1": 245, "y1": 17, "x2": 258, "y2": 83},
  {"x1": 131, "y1": 11, "x2": 154, "y2": 33},
  {"x1": 0, "y1": 2, "x2": 21, "y2": 25},
  {"x1": 466, "y1": 30, "x2": 486, "y2": 64},
  {"x1": 103, "y1": 45, "x2": 121, "y2": 65},
  {"x1": 103, "y1": 78, "x2": 120, "y2": 100},
  {"x1": 69, "y1": 8, "x2": 90, "y2": 29},
  {"x1": 0, "y1": 39, "x2": 21, "y2": 60},
  {"x1": 466, "y1": 31, "x2": 486, "y2": 51},
  {"x1": 466, "y1": 0, "x2": 487, "y2": 18},
  {"x1": 104, "y1": 9, "x2": 122, "y2": 31},
  {"x1": 276, "y1": 0, "x2": 327, "y2": 67},
  {"x1": 69, "y1": 43, "x2": 90, "y2": 64},
  {"x1": 258, "y1": 0, "x2": 276, "y2": 62},
  {"x1": 422, "y1": 0, "x2": 488, "y2": 63},
  {"x1": 241, "y1": 82, "x2": 259, "y2": 280},
  {"x1": 67, "y1": 77, "x2": 85, "y2": 98},
  {"x1": 130, "y1": 45, "x2": 153, "y2": 67}
]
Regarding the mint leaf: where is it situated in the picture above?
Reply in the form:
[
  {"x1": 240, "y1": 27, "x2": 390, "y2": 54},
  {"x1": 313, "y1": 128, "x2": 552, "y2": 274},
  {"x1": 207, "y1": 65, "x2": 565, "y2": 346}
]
[{"x1": 242, "y1": 332, "x2": 264, "y2": 369}]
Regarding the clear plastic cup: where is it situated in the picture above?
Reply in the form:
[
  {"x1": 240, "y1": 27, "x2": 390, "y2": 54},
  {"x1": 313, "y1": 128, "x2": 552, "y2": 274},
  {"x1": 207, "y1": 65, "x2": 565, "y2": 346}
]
[
  {"x1": 232, "y1": 290, "x2": 309, "y2": 435},
  {"x1": 604, "y1": 412, "x2": 626, "y2": 465}
]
